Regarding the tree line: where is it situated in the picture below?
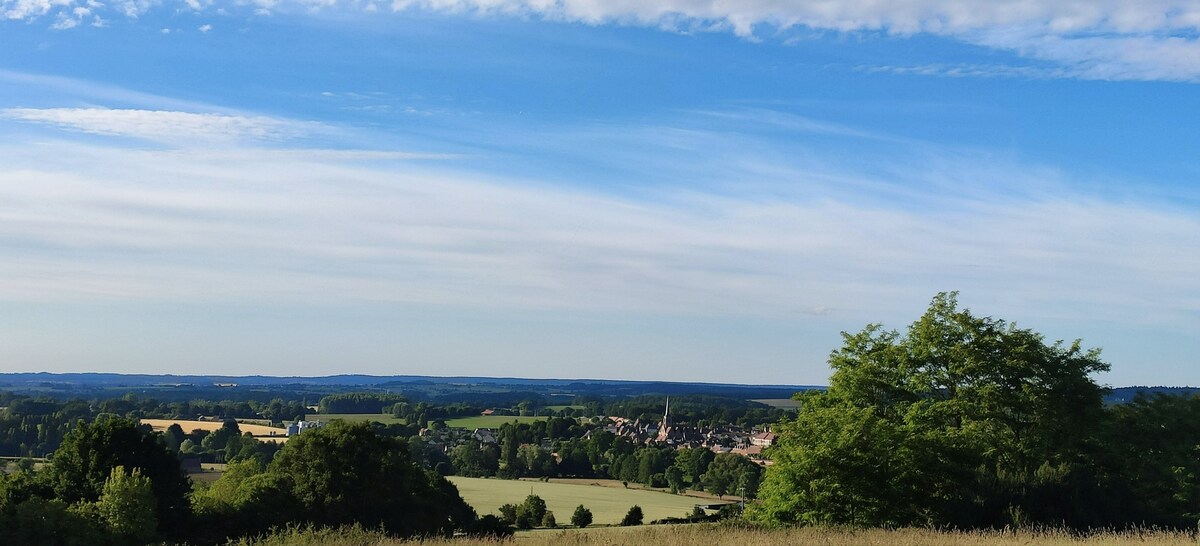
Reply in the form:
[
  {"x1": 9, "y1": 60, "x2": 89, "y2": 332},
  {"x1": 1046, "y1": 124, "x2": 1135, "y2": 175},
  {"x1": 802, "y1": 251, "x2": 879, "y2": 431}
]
[
  {"x1": 0, "y1": 395, "x2": 306, "y2": 458},
  {"x1": 0, "y1": 418, "x2": 489, "y2": 545}
]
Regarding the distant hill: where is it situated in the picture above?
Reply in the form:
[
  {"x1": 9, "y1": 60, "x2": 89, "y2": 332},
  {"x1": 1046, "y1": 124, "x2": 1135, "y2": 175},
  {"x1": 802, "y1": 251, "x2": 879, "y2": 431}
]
[
  {"x1": 1, "y1": 373, "x2": 1190, "y2": 405},
  {"x1": 1106, "y1": 386, "x2": 1200, "y2": 404},
  {"x1": 0, "y1": 372, "x2": 823, "y2": 402}
]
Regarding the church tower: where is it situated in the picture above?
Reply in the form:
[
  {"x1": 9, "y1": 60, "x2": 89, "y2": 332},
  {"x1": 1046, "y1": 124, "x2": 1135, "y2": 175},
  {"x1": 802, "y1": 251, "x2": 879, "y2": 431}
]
[{"x1": 656, "y1": 396, "x2": 670, "y2": 442}]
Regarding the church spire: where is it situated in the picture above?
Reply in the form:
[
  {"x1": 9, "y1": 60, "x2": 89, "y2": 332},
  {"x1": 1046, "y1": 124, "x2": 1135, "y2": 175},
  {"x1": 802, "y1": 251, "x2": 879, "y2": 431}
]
[{"x1": 657, "y1": 396, "x2": 670, "y2": 442}]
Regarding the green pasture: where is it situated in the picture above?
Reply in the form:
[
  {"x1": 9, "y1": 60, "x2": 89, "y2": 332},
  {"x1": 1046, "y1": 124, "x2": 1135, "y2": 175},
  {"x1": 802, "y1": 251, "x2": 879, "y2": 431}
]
[
  {"x1": 750, "y1": 398, "x2": 800, "y2": 409},
  {"x1": 443, "y1": 415, "x2": 545, "y2": 429},
  {"x1": 307, "y1": 414, "x2": 406, "y2": 425},
  {"x1": 447, "y1": 477, "x2": 724, "y2": 525},
  {"x1": 544, "y1": 405, "x2": 586, "y2": 412}
]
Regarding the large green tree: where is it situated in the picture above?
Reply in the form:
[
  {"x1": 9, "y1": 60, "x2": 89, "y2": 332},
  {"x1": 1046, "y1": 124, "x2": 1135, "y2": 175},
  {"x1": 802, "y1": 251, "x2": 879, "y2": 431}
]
[
  {"x1": 751, "y1": 293, "x2": 1110, "y2": 528},
  {"x1": 95, "y1": 466, "x2": 158, "y2": 544},
  {"x1": 195, "y1": 420, "x2": 476, "y2": 541},
  {"x1": 44, "y1": 417, "x2": 191, "y2": 534},
  {"x1": 702, "y1": 452, "x2": 761, "y2": 499},
  {"x1": 267, "y1": 420, "x2": 474, "y2": 536}
]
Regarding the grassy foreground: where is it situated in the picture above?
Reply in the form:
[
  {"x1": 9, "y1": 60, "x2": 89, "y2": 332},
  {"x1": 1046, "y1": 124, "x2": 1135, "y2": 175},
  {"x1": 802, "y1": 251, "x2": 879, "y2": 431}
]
[{"x1": 227, "y1": 524, "x2": 1198, "y2": 546}]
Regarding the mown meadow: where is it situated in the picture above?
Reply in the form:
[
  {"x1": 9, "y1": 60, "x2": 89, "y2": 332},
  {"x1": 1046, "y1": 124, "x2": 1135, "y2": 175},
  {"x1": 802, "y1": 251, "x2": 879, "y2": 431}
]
[{"x1": 448, "y1": 476, "x2": 721, "y2": 525}]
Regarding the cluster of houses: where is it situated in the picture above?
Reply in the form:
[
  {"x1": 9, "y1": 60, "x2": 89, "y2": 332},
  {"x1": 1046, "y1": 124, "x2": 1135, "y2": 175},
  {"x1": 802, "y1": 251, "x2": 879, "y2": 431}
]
[
  {"x1": 592, "y1": 398, "x2": 776, "y2": 464},
  {"x1": 589, "y1": 417, "x2": 775, "y2": 463},
  {"x1": 419, "y1": 398, "x2": 777, "y2": 467}
]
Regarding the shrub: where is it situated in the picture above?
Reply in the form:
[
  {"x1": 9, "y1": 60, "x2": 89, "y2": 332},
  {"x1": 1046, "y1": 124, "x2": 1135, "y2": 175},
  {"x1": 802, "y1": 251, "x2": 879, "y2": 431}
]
[
  {"x1": 515, "y1": 509, "x2": 535, "y2": 530},
  {"x1": 571, "y1": 505, "x2": 593, "y2": 528},
  {"x1": 620, "y1": 505, "x2": 644, "y2": 526},
  {"x1": 497, "y1": 503, "x2": 518, "y2": 525},
  {"x1": 521, "y1": 494, "x2": 547, "y2": 524}
]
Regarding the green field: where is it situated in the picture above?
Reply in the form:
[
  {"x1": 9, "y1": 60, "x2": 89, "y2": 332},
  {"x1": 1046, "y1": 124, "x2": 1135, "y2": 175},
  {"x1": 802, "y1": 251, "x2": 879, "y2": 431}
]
[
  {"x1": 545, "y1": 405, "x2": 586, "y2": 412},
  {"x1": 443, "y1": 415, "x2": 546, "y2": 429},
  {"x1": 750, "y1": 398, "x2": 800, "y2": 409},
  {"x1": 307, "y1": 414, "x2": 406, "y2": 425},
  {"x1": 447, "y1": 477, "x2": 723, "y2": 525}
]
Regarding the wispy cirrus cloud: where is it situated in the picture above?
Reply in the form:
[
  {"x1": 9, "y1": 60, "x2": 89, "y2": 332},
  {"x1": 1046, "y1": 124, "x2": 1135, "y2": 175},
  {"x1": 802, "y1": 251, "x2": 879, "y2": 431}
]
[
  {"x1": 385, "y1": 1, "x2": 1200, "y2": 82},
  {"x1": 858, "y1": 63, "x2": 1070, "y2": 80},
  {"x1": 1, "y1": 107, "x2": 315, "y2": 144},
  {"x1": 2, "y1": 125, "x2": 1197, "y2": 328},
  {"x1": 7, "y1": 1, "x2": 1200, "y2": 82},
  {"x1": 1, "y1": 97, "x2": 1197, "y2": 383},
  {"x1": 0, "y1": 70, "x2": 232, "y2": 113}
]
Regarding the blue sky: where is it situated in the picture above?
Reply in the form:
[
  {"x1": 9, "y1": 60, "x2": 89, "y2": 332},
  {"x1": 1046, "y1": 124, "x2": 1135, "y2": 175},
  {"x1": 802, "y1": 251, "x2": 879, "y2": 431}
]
[{"x1": 2, "y1": 1, "x2": 1199, "y2": 386}]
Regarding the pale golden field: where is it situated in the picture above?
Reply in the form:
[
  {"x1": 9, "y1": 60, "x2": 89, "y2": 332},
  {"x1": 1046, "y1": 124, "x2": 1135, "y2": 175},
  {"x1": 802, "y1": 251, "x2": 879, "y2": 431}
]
[
  {"x1": 227, "y1": 524, "x2": 1199, "y2": 546},
  {"x1": 140, "y1": 419, "x2": 289, "y2": 442},
  {"x1": 534, "y1": 477, "x2": 731, "y2": 501},
  {"x1": 448, "y1": 476, "x2": 723, "y2": 524}
]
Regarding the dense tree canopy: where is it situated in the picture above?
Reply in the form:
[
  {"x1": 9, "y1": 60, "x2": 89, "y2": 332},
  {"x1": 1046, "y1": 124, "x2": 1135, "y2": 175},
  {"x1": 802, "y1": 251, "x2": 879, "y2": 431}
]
[
  {"x1": 317, "y1": 393, "x2": 407, "y2": 414},
  {"x1": 752, "y1": 293, "x2": 1113, "y2": 528},
  {"x1": 703, "y1": 452, "x2": 762, "y2": 499},
  {"x1": 195, "y1": 420, "x2": 475, "y2": 539},
  {"x1": 45, "y1": 417, "x2": 192, "y2": 533},
  {"x1": 1098, "y1": 392, "x2": 1200, "y2": 527}
]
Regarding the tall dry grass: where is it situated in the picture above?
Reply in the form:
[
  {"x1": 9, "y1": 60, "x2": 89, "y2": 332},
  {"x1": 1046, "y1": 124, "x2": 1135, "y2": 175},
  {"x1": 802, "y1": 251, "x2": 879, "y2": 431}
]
[{"x1": 226, "y1": 523, "x2": 1197, "y2": 546}]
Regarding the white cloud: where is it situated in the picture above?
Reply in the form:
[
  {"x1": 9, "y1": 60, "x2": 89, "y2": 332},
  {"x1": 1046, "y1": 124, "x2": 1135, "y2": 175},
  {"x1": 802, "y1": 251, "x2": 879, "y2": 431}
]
[
  {"x1": 385, "y1": 0, "x2": 1200, "y2": 81},
  {"x1": 1, "y1": 104, "x2": 1198, "y2": 383},
  {"x1": 6, "y1": 0, "x2": 1200, "y2": 81},
  {"x1": 49, "y1": 11, "x2": 78, "y2": 28},
  {"x1": 1, "y1": 107, "x2": 312, "y2": 144},
  {"x1": 0, "y1": 135, "x2": 1196, "y2": 333},
  {"x1": 198, "y1": 22, "x2": 211, "y2": 32},
  {"x1": 859, "y1": 63, "x2": 1070, "y2": 80},
  {"x1": 2, "y1": 0, "x2": 59, "y2": 20}
]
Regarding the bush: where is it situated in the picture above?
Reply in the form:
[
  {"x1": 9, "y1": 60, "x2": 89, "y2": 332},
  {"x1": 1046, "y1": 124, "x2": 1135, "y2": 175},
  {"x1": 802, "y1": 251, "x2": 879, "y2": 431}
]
[
  {"x1": 571, "y1": 504, "x2": 593, "y2": 528},
  {"x1": 541, "y1": 510, "x2": 557, "y2": 528},
  {"x1": 497, "y1": 503, "x2": 518, "y2": 525},
  {"x1": 521, "y1": 494, "x2": 547, "y2": 523},
  {"x1": 514, "y1": 494, "x2": 547, "y2": 529},
  {"x1": 620, "y1": 505, "x2": 644, "y2": 526},
  {"x1": 515, "y1": 509, "x2": 535, "y2": 529}
]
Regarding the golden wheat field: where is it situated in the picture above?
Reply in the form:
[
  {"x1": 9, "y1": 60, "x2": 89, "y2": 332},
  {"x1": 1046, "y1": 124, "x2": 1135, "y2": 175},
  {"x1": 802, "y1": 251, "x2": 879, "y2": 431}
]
[
  {"x1": 227, "y1": 524, "x2": 1198, "y2": 546},
  {"x1": 139, "y1": 419, "x2": 289, "y2": 442}
]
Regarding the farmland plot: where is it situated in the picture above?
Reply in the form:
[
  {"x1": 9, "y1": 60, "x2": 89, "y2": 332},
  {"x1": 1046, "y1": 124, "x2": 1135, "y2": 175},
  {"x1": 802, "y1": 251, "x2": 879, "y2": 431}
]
[{"x1": 447, "y1": 476, "x2": 727, "y2": 525}]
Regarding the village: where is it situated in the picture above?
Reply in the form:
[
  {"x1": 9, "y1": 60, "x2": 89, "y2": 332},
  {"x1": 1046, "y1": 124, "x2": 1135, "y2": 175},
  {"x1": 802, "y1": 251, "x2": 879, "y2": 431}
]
[{"x1": 404, "y1": 399, "x2": 778, "y2": 471}]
